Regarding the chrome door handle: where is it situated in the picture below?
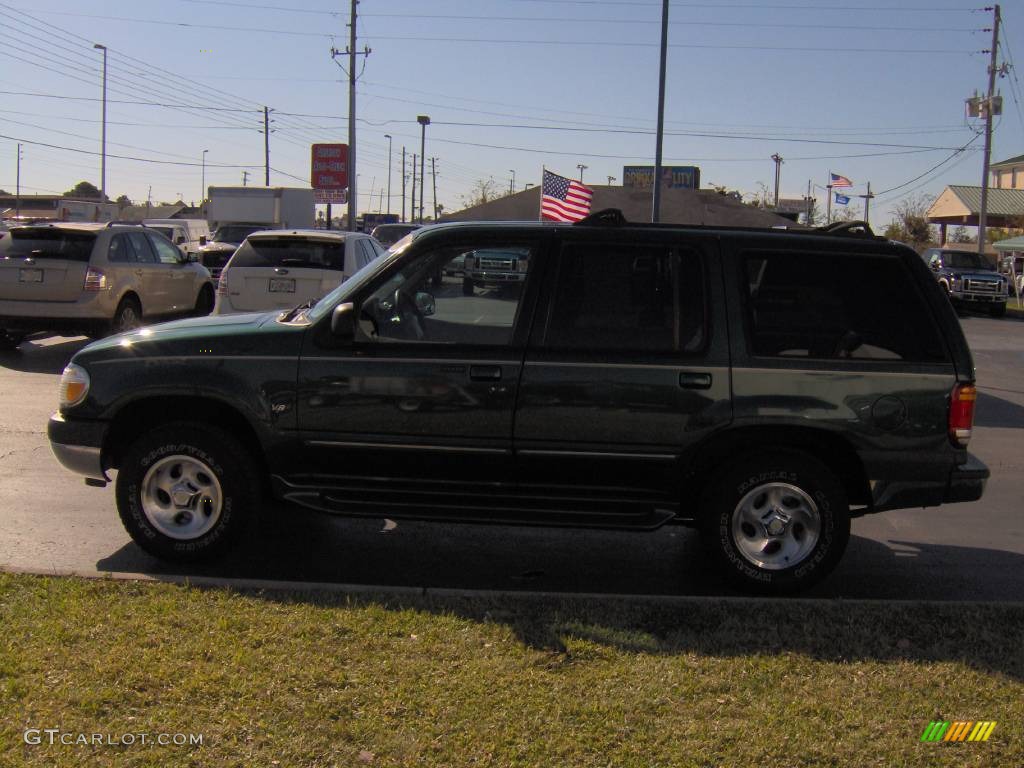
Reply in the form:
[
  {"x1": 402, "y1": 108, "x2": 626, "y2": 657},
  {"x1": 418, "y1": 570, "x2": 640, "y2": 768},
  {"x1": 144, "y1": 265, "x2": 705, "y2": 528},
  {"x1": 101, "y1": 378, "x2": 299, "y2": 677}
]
[
  {"x1": 679, "y1": 372, "x2": 712, "y2": 389},
  {"x1": 470, "y1": 365, "x2": 502, "y2": 381}
]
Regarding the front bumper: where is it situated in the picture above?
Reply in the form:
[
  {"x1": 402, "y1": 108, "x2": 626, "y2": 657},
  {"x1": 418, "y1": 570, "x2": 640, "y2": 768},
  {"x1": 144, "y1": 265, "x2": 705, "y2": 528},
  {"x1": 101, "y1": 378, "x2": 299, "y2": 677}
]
[{"x1": 47, "y1": 412, "x2": 109, "y2": 482}]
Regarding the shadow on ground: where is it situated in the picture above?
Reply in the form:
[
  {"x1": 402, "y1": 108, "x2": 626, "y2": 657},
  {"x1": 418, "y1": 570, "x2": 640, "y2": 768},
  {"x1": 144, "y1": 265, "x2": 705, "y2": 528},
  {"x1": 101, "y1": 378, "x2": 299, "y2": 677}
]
[{"x1": 0, "y1": 335, "x2": 91, "y2": 374}]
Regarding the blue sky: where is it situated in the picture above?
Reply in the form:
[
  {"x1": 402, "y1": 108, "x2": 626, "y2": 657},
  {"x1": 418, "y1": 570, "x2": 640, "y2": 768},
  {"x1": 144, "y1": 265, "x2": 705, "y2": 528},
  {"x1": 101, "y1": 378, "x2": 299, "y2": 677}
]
[{"x1": 1, "y1": 0, "x2": 1021, "y2": 228}]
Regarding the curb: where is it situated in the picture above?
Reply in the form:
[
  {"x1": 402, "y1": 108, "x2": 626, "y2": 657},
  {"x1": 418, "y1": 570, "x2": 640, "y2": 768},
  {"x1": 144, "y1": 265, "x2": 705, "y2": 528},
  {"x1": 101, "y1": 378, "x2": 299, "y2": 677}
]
[{"x1": 4, "y1": 565, "x2": 1024, "y2": 608}]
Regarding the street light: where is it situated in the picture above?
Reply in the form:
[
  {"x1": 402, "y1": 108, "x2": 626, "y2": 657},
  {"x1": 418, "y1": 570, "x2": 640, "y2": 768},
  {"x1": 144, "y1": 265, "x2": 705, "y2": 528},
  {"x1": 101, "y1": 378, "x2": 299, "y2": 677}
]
[
  {"x1": 384, "y1": 134, "x2": 393, "y2": 216},
  {"x1": 93, "y1": 43, "x2": 107, "y2": 202},
  {"x1": 417, "y1": 115, "x2": 430, "y2": 223},
  {"x1": 509, "y1": 169, "x2": 516, "y2": 195},
  {"x1": 201, "y1": 149, "x2": 209, "y2": 207},
  {"x1": 577, "y1": 164, "x2": 587, "y2": 183}
]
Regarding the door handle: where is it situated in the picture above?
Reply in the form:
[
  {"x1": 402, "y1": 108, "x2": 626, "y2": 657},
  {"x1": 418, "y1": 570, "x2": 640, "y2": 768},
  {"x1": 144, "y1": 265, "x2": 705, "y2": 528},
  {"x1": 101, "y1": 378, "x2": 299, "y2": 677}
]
[
  {"x1": 470, "y1": 365, "x2": 502, "y2": 381},
  {"x1": 679, "y1": 371, "x2": 712, "y2": 389}
]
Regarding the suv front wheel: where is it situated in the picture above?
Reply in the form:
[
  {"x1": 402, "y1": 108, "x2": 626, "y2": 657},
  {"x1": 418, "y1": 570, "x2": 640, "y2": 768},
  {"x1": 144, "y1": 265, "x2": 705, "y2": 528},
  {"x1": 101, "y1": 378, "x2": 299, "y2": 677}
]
[
  {"x1": 115, "y1": 422, "x2": 259, "y2": 561},
  {"x1": 701, "y1": 450, "x2": 850, "y2": 594}
]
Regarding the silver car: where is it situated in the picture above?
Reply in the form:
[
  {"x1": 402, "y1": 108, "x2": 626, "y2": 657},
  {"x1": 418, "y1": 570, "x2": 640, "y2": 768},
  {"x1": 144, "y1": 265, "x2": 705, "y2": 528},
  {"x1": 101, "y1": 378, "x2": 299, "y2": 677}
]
[{"x1": 0, "y1": 223, "x2": 213, "y2": 349}]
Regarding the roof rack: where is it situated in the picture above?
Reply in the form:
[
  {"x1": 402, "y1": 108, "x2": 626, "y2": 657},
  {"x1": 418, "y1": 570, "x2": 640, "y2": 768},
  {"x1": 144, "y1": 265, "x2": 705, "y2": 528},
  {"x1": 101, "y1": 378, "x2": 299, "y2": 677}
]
[
  {"x1": 575, "y1": 208, "x2": 629, "y2": 226},
  {"x1": 815, "y1": 220, "x2": 876, "y2": 237}
]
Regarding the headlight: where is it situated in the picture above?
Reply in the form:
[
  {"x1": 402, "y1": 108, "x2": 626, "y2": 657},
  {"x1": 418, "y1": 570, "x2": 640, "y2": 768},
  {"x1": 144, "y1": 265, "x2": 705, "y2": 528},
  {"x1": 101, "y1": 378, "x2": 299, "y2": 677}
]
[
  {"x1": 951, "y1": 275, "x2": 962, "y2": 286},
  {"x1": 59, "y1": 363, "x2": 90, "y2": 408}
]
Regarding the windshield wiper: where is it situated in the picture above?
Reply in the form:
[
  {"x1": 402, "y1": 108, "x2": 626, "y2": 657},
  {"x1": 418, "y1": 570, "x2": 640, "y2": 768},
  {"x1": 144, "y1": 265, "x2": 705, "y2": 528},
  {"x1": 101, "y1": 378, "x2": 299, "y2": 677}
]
[{"x1": 279, "y1": 298, "x2": 319, "y2": 322}]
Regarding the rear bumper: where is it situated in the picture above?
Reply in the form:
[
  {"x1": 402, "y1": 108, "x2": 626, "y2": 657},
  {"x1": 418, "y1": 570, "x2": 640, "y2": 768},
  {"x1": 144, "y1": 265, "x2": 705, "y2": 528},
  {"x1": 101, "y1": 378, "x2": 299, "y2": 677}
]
[
  {"x1": 0, "y1": 294, "x2": 111, "y2": 333},
  {"x1": 867, "y1": 452, "x2": 988, "y2": 512},
  {"x1": 47, "y1": 412, "x2": 109, "y2": 482},
  {"x1": 944, "y1": 452, "x2": 989, "y2": 504}
]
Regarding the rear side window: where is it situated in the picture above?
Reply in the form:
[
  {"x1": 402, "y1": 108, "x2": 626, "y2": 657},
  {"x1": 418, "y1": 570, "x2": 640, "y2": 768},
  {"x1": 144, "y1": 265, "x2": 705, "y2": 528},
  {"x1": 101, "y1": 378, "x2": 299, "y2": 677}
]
[
  {"x1": 231, "y1": 238, "x2": 345, "y2": 270},
  {"x1": 6, "y1": 229, "x2": 96, "y2": 262},
  {"x1": 744, "y1": 251, "x2": 947, "y2": 362},
  {"x1": 544, "y1": 242, "x2": 705, "y2": 353}
]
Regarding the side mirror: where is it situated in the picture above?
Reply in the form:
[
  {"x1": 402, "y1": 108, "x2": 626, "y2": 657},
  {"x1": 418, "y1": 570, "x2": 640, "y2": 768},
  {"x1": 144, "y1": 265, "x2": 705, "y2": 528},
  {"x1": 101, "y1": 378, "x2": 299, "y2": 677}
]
[
  {"x1": 415, "y1": 291, "x2": 436, "y2": 316},
  {"x1": 330, "y1": 302, "x2": 356, "y2": 340}
]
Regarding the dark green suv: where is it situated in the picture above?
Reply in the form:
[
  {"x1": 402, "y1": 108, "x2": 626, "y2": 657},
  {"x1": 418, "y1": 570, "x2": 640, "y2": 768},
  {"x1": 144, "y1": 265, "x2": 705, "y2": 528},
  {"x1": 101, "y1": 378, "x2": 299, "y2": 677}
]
[{"x1": 48, "y1": 213, "x2": 988, "y2": 594}]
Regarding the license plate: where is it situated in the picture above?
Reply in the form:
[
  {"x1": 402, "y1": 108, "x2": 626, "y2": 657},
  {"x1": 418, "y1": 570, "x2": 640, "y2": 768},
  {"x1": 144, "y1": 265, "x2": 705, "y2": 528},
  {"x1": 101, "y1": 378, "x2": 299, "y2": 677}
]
[
  {"x1": 19, "y1": 268, "x2": 43, "y2": 283},
  {"x1": 269, "y1": 278, "x2": 295, "y2": 293}
]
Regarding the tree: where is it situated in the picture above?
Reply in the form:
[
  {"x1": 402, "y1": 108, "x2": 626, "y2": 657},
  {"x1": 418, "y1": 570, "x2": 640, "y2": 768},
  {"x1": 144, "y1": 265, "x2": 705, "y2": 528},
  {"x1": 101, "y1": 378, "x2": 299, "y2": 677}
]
[
  {"x1": 829, "y1": 203, "x2": 862, "y2": 223},
  {"x1": 949, "y1": 225, "x2": 973, "y2": 243},
  {"x1": 882, "y1": 193, "x2": 935, "y2": 250},
  {"x1": 115, "y1": 194, "x2": 132, "y2": 209},
  {"x1": 459, "y1": 178, "x2": 502, "y2": 208},
  {"x1": 64, "y1": 181, "x2": 102, "y2": 199}
]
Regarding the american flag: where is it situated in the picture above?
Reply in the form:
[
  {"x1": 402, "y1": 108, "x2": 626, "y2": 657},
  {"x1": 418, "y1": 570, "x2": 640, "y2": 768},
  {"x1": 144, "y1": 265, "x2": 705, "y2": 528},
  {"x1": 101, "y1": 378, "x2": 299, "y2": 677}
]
[
  {"x1": 830, "y1": 172, "x2": 853, "y2": 188},
  {"x1": 541, "y1": 169, "x2": 593, "y2": 222}
]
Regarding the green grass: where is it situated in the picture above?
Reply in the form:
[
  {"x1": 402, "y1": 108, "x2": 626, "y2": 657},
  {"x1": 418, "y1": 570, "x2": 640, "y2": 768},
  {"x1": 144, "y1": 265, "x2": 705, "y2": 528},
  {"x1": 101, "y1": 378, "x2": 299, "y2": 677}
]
[{"x1": 1, "y1": 573, "x2": 1022, "y2": 767}]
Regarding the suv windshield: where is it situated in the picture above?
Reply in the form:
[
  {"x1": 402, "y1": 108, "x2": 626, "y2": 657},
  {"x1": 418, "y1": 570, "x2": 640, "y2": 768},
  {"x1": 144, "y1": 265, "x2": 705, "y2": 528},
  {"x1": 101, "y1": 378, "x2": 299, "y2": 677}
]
[
  {"x1": 232, "y1": 237, "x2": 345, "y2": 270},
  {"x1": 944, "y1": 251, "x2": 994, "y2": 270},
  {"x1": 6, "y1": 228, "x2": 96, "y2": 261},
  {"x1": 212, "y1": 225, "x2": 267, "y2": 244}
]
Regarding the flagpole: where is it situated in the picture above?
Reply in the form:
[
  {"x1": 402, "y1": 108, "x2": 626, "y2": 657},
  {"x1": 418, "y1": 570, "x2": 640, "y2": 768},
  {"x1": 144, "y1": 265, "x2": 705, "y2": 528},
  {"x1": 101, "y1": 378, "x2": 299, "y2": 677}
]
[
  {"x1": 826, "y1": 170, "x2": 833, "y2": 224},
  {"x1": 540, "y1": 165, "x2": 545, "y2": 221}
]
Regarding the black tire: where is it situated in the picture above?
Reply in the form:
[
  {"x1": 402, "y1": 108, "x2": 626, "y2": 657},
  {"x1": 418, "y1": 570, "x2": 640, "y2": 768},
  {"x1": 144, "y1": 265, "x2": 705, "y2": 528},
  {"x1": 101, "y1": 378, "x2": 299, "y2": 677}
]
[
  {"x1": 462, "y1": 277, "x2": 474, "y2": 296},
  {"x1": 111, "y1": 295, "x2": 143, "y2": 335},
  {"x1": 193, "y1": 285, "x2": 215, "y2": 317},
  {"x1": 0, "y1": 331, "x2": 26, "y2": 351},
  {"x1": 115, "y1": 422, "x2": 260, "y2": 561},
  {"x1": 989, "y1": 302, "x2": 1007, "y2": 318},
  {"x1": 700, "y1": 450, "x2": 850, "y2": 594}
]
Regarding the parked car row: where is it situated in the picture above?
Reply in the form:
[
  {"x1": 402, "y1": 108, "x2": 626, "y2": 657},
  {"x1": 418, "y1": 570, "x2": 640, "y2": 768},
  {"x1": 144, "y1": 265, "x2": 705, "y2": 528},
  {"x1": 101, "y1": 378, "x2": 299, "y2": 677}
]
[{"x1": 0, "y1": 221, "x2": 390, "y2": 348}]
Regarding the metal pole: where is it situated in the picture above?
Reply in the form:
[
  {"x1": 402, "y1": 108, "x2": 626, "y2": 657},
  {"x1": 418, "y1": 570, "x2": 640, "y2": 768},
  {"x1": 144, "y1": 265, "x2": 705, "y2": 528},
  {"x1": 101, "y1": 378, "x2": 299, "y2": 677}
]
[
  {"x1": 861, "y1": 181, "x2": 874, "y2": 227},
  {"x1": 771, "y1": 153, "x2": 783, "y2": 208},
  {"x1": 509, "y1": 169, "x2": 515, "y2": 196},
  {"x1": 577, "y1": 164, "x2": 587, "y2": 183},
  {"x1": 15, "y1": 144, "x2": 21, "y2": 218},
  {"x1": 432, "y1": 157, "x2": 438, "y2": 221},
  {"x1": 651, "y1": 0, "x2": 669, "y2": 222},
  {"x1": 385, "y1": 134, "x2": 392, "y2": 215},
  {"x1": 417, "y1": 115, "x2": 430, "y2": 224},
  {"x1": 347, "y1": 0, "x2": 358, "y2": 231},
  {"x1": 201, "y1": 149, "x2": 208, "y2": 206},
  {"x1": 411, "y1": 153, "x2": 417, "y2": 226},
  {"x1": 263, "y1": 106, "x2": 270, "y2": 186},
  {"x1": 806, "y1": 179, "x2": 812, "y2": 225},
  {"x1": 978, "y1": 4, "x2": 1001, "y2": 256},
  {"x1": 93, "y1": 44, "x2": 107, "y2": 201},
  {"x1": 401, "y1": 146, "x2": 406, "y2": 222}
]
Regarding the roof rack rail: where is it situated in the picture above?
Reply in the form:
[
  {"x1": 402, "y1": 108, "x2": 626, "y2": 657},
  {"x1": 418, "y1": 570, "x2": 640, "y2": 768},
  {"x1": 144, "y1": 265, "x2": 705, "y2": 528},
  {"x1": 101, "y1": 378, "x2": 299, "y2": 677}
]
[
  {"x1": 575, "y1": 208, "x2": 628, "y2": 226},
  {"x1": 816, "y1": 220, "x2": 876, "y2": 238}
]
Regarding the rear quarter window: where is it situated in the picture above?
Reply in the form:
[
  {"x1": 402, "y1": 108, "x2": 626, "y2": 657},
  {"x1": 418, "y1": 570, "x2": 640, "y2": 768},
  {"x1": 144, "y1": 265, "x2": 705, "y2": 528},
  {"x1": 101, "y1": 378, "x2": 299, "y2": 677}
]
[
  {"x1": 231, "y1": 238, "x2": 345, "y2": 270},
  {"x1": 5, "y1": 229, "x2": 96, "y2": 262},
  {"x1": 744, "y1": 250, "x2": 948, "y2": 363}
]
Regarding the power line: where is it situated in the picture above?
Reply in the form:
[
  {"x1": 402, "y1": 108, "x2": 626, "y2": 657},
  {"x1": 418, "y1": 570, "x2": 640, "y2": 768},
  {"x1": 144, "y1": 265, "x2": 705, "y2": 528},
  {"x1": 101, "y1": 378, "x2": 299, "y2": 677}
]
[
  {"x1": 874, "y1": 133, "x2": 983, "y2": 200},
  {"x1": 0, "y1": 133, "x2": 263, "y2": 168}
]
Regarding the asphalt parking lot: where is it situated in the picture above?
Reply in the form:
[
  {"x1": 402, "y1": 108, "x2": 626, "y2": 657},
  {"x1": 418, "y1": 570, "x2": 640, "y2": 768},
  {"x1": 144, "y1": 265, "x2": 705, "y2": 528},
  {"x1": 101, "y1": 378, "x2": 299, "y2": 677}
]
[{"x1": 1, "y1": 313, "x2": 1022, "y2": 600}]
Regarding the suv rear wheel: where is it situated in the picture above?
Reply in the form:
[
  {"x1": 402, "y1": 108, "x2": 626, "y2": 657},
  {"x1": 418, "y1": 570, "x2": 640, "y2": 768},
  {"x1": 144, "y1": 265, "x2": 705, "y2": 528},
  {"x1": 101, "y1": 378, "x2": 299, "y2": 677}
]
[
  {"x1": 115, "y1": 422, "x2": 259, "y2": 561},
  {"x1": 111, "y1": 296, "x2": 143, "y2": 334},
  {"x1": 700, "y1": 450, "x2": 850, "y2": 594}
]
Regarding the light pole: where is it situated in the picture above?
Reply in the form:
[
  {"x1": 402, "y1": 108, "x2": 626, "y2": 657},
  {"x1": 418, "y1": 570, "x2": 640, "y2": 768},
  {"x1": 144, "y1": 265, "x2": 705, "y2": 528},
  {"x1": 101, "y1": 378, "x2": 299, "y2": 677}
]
[
  {"x1": 384, "y1": 134, "x2": 393, "y2": 216},
  {"x1": 577, "y1": 164, "x2": 587, "y2": 183},
  {"x1": 509, "y1": 169, "x2": 516, "y2": 195},
  {"x1": 201, "y1": 149, "x2": 208, "y2": 207},
  {"x1": 417, "y1": 115, "x2": 430, "y2": 223},
  {"x1": 93, "y1": 43, "x2": 107, "y2": 202}
]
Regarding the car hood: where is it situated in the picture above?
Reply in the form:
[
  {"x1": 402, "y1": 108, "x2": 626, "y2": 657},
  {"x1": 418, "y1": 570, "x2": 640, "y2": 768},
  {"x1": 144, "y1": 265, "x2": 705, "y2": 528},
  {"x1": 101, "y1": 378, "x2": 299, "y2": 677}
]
[{"x1": 72, "y1": 311, "x2": 295, "y2": 361}]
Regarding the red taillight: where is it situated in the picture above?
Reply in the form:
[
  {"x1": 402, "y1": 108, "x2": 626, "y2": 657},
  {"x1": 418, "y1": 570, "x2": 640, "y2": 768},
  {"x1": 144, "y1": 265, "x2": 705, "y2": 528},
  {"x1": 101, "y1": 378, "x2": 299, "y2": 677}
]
[
  {"x1": 216, "y1": 269, "x2": 228, "y2": 295},
  {"x1": 83, "y1": 267, "x2": 106, "y2": 292},
  {"x1": 949, "y1": 383, "x2": 977, "y2": 447}
]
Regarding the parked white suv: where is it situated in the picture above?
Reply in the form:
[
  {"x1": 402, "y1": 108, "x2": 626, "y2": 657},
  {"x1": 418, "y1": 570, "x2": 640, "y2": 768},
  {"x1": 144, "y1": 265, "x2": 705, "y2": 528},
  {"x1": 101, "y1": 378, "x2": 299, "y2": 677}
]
[
  {"x1": 0, "y1": 223, "x2": 213, "y2": 349},
  {"x1": 213, "y1": 229, "x2": 385, "y2": 315}
]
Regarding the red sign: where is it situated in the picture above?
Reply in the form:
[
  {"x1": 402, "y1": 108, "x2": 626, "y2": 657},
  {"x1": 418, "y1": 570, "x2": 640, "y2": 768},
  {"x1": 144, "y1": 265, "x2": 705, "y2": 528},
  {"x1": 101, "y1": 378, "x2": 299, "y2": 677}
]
[{"x1": 311, "y1": 143, "x2": 348, "y2": 190}]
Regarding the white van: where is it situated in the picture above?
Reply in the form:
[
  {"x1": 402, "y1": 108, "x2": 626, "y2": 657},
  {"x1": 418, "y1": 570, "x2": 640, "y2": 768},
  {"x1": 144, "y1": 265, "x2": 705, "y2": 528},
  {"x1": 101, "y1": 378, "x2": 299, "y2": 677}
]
[{"x1": 143, "y1": 219, "x2": 210, "y2": 256}]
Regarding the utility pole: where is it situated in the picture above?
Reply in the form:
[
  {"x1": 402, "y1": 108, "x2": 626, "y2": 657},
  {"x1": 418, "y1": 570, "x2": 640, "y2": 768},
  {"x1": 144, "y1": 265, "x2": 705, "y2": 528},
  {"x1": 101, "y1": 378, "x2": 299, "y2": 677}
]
[
  {"x1": 93, "y1": 43, "x2": 107, "y2": 202},
  {"x1": 263, "y1": 106, "x2": 271, "y2": 186},
  {"x1": 242, "y1": 170, "x2": 249, "y2": 187},
  {"x1": 577, "y1": 164, "x2": 588, "y2": 183},
  {"x1": 805, "y1": 179, "x2": 812, "y2": 226},
  {"x1": 860, "y1": 182, "x2": 875, "y2": 227},
  {"x1": 331, "y1": 0, "x2": 370, "y2": 232},
  {"x1": 401, "y1": 146, "x2": 407, "y2": 222},
  {"x1": 978, "y1": 3, "x2": 1002, "y2": 256},
  {"x1": 15, "y1": 144, "x2": 22, "y2": 218},
  {"x1": 431, "y1": 157, "x2": 439, "y2": 221},
  {"x1": 771, "y1": 153, "x2": 783, "y2": 208},
  {"x1": 411, "y1": 153, "x2": 417, "y2": 226},
  {"x1": 508, "y1": 169, "x2": 515, "y2": 196},
  {"x1": 651, "y1": 0, "x2": 669, "y2": 222}
]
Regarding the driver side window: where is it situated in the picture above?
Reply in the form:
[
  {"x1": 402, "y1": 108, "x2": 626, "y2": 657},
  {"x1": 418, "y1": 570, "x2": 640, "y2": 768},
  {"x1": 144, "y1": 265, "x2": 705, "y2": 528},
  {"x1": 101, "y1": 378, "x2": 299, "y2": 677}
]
[{"x1": 358, "y1": 242, "x2": 533, "y2": 345}]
